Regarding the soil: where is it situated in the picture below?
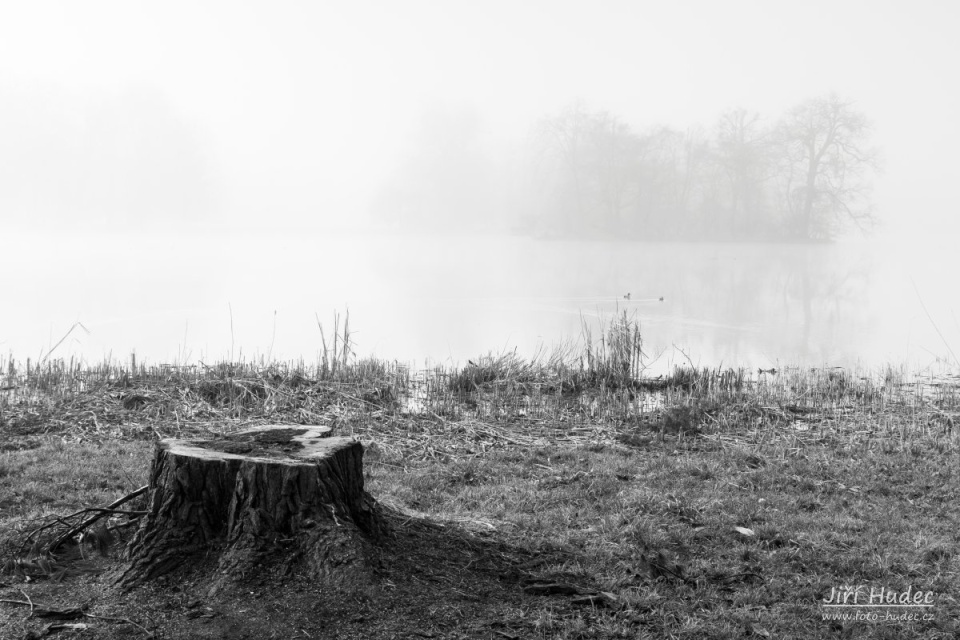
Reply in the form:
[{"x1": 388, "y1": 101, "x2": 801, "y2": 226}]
[{"x1": 1, "y1": 507, "x2": 602, "y2": 639}]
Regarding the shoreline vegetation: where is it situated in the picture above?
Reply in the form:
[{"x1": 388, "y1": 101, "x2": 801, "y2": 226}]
[{"x1": 1, "y1": 315, "x2": 958, "y2": 639}]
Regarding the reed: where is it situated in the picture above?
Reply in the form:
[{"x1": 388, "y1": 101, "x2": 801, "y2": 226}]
[
  {"x1": 1, "y1": 313, "x2": 956, "y2": 454},
  {"x1": 2, "y1": 320, "x2": 958, "y2": 640},
  {"x1": 316, "y1": 308, "x2": 352, "y2": 379}
]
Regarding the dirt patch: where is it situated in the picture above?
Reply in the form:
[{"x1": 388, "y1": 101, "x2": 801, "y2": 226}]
[{"x1": 0, "y1": 507, "x2": 596, "y2": 640}]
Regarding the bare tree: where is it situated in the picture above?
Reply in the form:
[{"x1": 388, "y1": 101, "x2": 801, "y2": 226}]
[
  {"x1": 530, "y1": 104, "x2": 647, "y2": 234},
  {"x1": 523, "y1": 96, "x2": 877, "y2": 241},
  {"x1": 629, "y1": 126, "x2": 709, "y2": 237},
  {"x1": 713, "y1": 109, "x2": 772, "y2": 234},
  {"x1": 530, "y1": 102, "x2": 595, "y2": 233},
  {"x1": 776, "y1": 94, "x2": 877, "y2": 240},
  {"x1": 584, "y1": 111, "x2": 644, "y2": 229}
]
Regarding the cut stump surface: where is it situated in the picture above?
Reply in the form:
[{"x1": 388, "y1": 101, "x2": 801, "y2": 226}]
[{"x1": 118, "y1": 425, "x2": 382, "y2": 588}]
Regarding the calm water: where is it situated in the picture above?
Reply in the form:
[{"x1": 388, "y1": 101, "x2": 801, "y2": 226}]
[{"x1": 3, "y1": 229, "x2": 958, "y2": 374}]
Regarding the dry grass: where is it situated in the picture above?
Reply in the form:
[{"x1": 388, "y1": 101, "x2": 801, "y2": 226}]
[{"x1": 1, "y1": 315, "x2": 959, "y2": 638}]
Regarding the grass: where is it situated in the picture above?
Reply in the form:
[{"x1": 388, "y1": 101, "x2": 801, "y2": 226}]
[
  {"x1": 0, "y1": 315, "x2": 959, "y2": 638},
  {"x1": 366, "y1": 441, "x2": 958, "y2": 637}
]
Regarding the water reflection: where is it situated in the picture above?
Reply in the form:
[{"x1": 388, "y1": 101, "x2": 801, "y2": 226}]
[{"x1": 0, "y1": 231, "x2": 955, "y2": 372}]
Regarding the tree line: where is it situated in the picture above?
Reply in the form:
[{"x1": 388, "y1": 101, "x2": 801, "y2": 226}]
[{"x1": 375, "y1": 94, "x2": 878, "y2": 242}]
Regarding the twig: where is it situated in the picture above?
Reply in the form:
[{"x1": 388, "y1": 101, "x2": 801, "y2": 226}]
[
  {"x1": 0, "y1": 599, "x2": 82, "y2": 617},
  {"x1": 84, "y1": 613, "x2": 154, "y2": 637},
  {"x1": 22, "y1": 516, "x2": 77, "y2": 550},
  {"x1": 910, "y1": 276, "x2": 960, "y2": 368},
  {"x1": 0, "y1": 599, "x2": 33, "y2": 607},
  {"x1": 18, "y1": 588, "x2": 33, "y2": 621},
  {"x1": 40, "y1": 322, "x2": 90, "y2": 364},
  {"x1": 50, "y1": 485, "x2": 149, "y2": 552},
  {"x1": 0, "y1": 600, "x2": 154, "y2": 637},
  {"x1": 672, "y1": 344, "x2": 697, "y2": 370},
  {"x1": 74, "y1": 508, "x2": 149, "y2": 517}
]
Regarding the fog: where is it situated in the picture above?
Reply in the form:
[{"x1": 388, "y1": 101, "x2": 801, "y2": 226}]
[{"x1": 3, "y1": 1, "x2": 959, "y2": 368}]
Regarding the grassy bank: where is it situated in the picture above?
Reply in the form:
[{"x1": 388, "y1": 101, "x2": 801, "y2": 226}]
[{"x1": 1, "y1": 318, "x2": 958, "y2": 638}]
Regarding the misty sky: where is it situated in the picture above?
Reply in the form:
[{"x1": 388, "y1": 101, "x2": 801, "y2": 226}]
[
  {"x1": 4, "y1": 0, "x2": 960, "y2": 368},
  {"x1": 2, "y1": 0, "x2": 958, "y2": 236}
]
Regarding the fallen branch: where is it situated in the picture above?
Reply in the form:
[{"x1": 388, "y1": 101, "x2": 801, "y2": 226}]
[
  {"x1": 0, "y1": 599, "x2": 84, "y2": 619},
  {"x1": 49, "y1": 485, "x2": 149, "y2": 552},
  {"x1": 0, "y1": 599, "x2": 154, "y2": 637},
  {"x1": 84, "y1": 612, "x2": 154, "y2": 637},
  {"x1": 73, "y1": 508, "x2": 149, "y2": 517},
  {"x1": 21, "y1": 517, "x2": 75, "y2": 553}
]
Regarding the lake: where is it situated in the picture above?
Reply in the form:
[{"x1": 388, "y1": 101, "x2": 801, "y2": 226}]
[{"x1": 3, "y1": 228, "x2": 958, "y2": 375}]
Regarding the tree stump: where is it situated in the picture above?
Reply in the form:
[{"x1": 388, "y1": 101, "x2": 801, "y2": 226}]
[{"x1": 118, "y1": 425, "x2": 383, "y2": 588}]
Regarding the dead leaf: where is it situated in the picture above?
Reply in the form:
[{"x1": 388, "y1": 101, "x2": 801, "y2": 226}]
[{"x1": 734, "y1": 526, "x2": 755, "y2": 537}]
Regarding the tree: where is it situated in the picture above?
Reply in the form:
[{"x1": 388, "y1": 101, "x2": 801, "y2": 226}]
[
  {"x1": 521, "y1": 96, "x2": 878, "y2": 241},
  {"x1": 713, "y1": 109, "x2": 772, "y2": 235},
  {"x1": 776, "y1": 95, "x2": 877, "y2": 240},
  {"x1": 530, "y1": 103, "x2": 643, "y2": 235},
  {"x1": 626, "y1": 126, "x2": 709, "y2": 238},
  {"x1": 530, "y1": 108, "x2": 719, "y2": 239},
  {"x1": 585, "y1": 111, "x2": 643, "y2": 230},
  {"x1": 530, "y1": 102, "x2": 594, "y2": 233}
]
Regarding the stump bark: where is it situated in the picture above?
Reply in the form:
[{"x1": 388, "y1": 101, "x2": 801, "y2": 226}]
[{"x1": 118, "y1": 425, "x2": 382, "y2": 588}]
